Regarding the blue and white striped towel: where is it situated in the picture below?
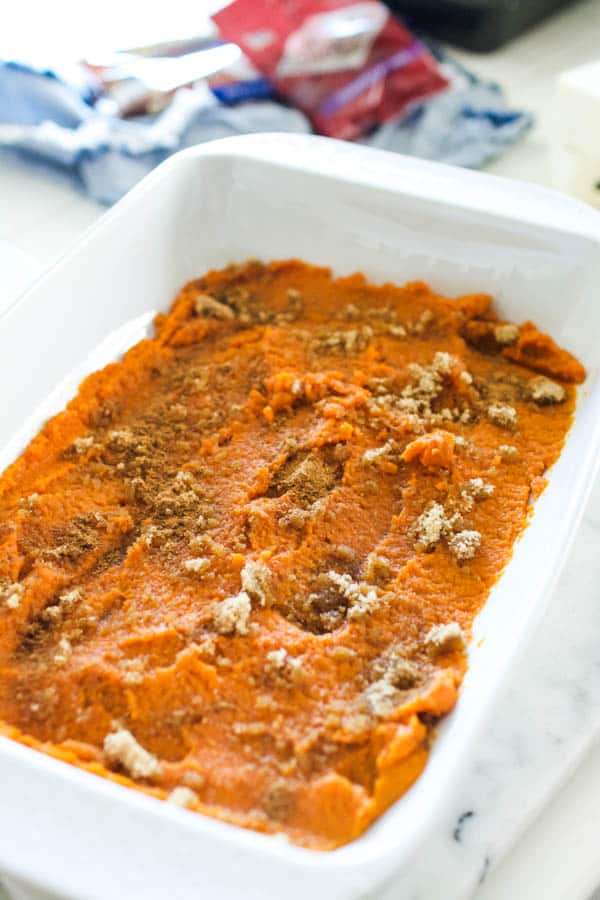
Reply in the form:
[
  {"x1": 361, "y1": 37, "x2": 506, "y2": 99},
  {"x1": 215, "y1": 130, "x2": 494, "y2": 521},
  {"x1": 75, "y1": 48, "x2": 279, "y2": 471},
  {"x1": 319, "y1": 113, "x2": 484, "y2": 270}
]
[{"x1": 0, "y1": 50, "x2": 532, "y2": 205}]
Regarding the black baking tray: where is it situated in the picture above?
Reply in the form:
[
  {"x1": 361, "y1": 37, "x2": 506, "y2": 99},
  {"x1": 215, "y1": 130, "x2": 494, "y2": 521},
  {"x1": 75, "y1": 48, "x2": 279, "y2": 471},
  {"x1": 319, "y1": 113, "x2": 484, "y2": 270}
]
[{"x1": 387, "y1": 0, "x2": 578, "y2": 51}]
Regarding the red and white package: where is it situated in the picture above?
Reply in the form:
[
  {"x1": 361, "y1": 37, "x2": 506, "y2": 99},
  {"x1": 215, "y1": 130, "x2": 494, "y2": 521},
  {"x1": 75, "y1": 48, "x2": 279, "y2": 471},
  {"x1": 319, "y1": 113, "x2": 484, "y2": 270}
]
[{"x1": 213, "y1": 0, "x2": 448, "y2": 140}]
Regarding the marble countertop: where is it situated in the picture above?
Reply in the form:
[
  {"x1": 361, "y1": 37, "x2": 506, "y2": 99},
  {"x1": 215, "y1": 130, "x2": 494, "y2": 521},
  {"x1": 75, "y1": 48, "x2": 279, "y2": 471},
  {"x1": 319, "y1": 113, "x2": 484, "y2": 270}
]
[{"x1": 1, "y1": 2, "x2": 600, "y2": 898}]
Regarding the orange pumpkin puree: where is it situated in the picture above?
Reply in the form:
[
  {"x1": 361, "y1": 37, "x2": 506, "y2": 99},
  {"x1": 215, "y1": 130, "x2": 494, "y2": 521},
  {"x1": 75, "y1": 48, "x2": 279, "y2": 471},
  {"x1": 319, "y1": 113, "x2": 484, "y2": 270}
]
[{"x1": 0, "y1": 260, "x2": 584, "y2": 849}]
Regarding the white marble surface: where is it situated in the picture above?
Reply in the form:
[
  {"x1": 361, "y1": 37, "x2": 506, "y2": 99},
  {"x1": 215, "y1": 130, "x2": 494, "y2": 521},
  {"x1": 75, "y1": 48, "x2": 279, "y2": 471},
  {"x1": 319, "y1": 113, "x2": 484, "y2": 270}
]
[{"x1": 1, "y1": 2, "x2": 600, "y2": 898}]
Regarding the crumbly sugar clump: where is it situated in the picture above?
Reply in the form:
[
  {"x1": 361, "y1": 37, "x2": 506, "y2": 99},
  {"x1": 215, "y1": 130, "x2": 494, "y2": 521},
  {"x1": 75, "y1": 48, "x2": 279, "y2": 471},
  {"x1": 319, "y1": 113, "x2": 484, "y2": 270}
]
[
  {"x1": 327, "y1": 571, "x2": 381, "y2": 620},
  {"x1": 184, "y1": 556, "x2": 210, "y2": 574},
  {"x1": 2, "y1": 582, "x2": 23, "y2": 609},
  {"x1": 425, "y1": 622, "x2": 466, "y2": 654},
  {"x1": 168, "y1": 786, "x2": 198, "y2": 807},
  {"x1": 527, "y1": 376, "x2": 566, "y2": 404},
  {"x1": 103, "y1": 727, "x2": 162, "y2": 780},
  {"x1": 494, "y1": 323, "x2": 520, "y2": 345},
  {"x1": 448, "y1": 530, "x2": 481, "y2": 561},
  {"x1": 194, "y1": 292, "x2": 235, "y2": 320},
  {"x1": 214, "y1": 591, "x2": 252, "y2": 635},
  {"x1": 487, "y1": 403, "x2": 517, "y2": 428},
  {"x1": 414, "y1": 502, "x2": 447, "y2": 550},
  {"x1": 240, "y1": 559, "x2": 272, "y2": 606}
]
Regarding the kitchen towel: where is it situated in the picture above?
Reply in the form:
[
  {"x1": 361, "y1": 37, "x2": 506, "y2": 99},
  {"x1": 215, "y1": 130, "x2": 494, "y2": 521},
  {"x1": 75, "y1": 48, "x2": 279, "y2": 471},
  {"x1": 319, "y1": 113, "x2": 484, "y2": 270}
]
[{"x1": 0, "y1": 50, "x2": 532, "y2": 205}]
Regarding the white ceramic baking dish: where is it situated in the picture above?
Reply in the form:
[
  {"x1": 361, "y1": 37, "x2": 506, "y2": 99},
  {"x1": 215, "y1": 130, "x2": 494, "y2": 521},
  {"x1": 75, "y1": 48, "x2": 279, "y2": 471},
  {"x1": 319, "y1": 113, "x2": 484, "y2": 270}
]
[{"x1": 1, "y1": 135, "x2": 599, "y2": 900}]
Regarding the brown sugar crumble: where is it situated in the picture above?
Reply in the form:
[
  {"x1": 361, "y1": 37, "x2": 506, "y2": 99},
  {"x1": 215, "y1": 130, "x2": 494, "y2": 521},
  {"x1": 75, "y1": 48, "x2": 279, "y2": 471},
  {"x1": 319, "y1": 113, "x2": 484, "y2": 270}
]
[
  {"x1": 425, "y1": 622, "x2": 466, "y2": 655},
  {"x1": 168, "y1": 785, "x2": 199, "y2": 807},
  {"x1": 0, "y1": 259, "x2": 583, "y2": 851},
  {"x1": 487, "y1": 403, "x2": 518, "y2": 428},
  {"x1": 103, "y1": 726, "x2": 162, "y2": 780}
]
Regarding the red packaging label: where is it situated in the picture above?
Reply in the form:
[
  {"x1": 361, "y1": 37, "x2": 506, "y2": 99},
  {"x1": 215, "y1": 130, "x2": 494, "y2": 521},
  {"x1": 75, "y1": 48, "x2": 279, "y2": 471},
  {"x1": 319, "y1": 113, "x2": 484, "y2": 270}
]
[{"x1": 213, "y1": 0, "x2": 449, "y2": 140}]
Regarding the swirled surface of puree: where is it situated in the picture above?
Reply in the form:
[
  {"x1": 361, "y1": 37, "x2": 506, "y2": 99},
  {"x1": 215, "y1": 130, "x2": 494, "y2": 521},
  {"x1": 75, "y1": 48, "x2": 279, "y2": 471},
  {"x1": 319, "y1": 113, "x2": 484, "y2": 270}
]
[{"x1": 0, "y1": 260, "x2": 585, "y2": 849}]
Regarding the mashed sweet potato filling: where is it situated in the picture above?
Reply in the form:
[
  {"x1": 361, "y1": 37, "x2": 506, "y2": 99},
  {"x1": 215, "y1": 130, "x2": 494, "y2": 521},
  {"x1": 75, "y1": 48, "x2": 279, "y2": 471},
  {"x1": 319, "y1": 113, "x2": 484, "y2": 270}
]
[{"x1": 0, "y1": 260, "x2": 583, "y2": 849}]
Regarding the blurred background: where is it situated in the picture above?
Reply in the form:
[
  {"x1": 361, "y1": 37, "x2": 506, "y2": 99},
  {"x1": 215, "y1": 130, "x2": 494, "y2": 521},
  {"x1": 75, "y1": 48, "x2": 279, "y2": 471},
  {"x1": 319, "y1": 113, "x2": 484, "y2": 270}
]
[
  {"x1": 1, "y1": 0, "x2": 598, "y2": 315},
  {"x1": 1, "y1": 0, "x2": 599, "y2": 215}
]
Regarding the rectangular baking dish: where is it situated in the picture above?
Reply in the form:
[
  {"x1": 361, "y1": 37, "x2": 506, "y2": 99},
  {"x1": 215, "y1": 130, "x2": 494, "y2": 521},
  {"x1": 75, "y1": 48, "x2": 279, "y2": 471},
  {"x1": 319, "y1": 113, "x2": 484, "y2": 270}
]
[{"x1": 1, "y1": 134, "x2": 599, "y2": 900}]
